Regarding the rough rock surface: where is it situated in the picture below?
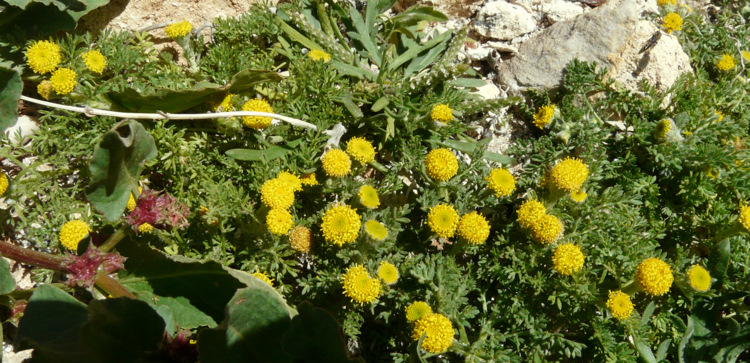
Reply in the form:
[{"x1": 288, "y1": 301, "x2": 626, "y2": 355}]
[
  {"x1": 473, "y1": 1, "x2": 537, "y2": 40},
  {"x1": 543, "y1": 0, "x2": 584, "y2": 24}
]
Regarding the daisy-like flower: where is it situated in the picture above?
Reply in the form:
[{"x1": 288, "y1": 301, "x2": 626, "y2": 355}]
[
  {"x1": 606, "y1": 290, "x2": 634, "y2": 320},
  {"x1": 37, "y1": 80, "x2": 52, "y2": 100},
  {"x1": 364, "y1": 220, "x2": 388, "y2": 241},
  {"x1": 341, "y1": 264, "x2": 381, "y2": 304},
  {"x1": 252, "y1": 272, "x2": 274, "y2": 287},
  {"x1": 533, "y1": 105, "x2": 556, "y2": 129},
  {"x1": 717, "y1": 54, "x2": 736, "y2": 71},
  {"x1": 457, "y1": 212, "x2": 490, "y2": 245},
  {"x1": 322, "y1": 149, "x2": 351, "y2": 177},
  {"x1": 164, "y1": 19, "x2": 193, "y2": 38},
  {"x1": 266, "y1": 208, "x2": 293, "y2": 235},
  {"x1": 549, "y1": 157, "x2": 589, "y2": 193},
  {"x1": 321, "y1": 204, "x2": 361, "y2": 246},
  {"x1": 277, "y1": 171, "x2": 302, "y2": 192},
  {"x1": 427, "y1": 204, "x2": 459, "y2": 238},
  {"x1": 662, "y1": 12, "x2": 683, "y2": 33},
  {"x1": 412, "y1": 313, "x2": 454, "y2": 354},
  {"x1": 241, "y1": 99, "x2": 274, "y2": 129},
  {"x1": 59, "y1": 220, "x2": 91, "y2": 251},
  {"x1": 530, "y1": 214, "x2": 564, "y2": 244},
  {"x1": 552, "y1": 243, "x2": 585, "y2": 275},
  {"x1": 358, "y1": 185, "x2": 380, "y2": 209},
  {"x1": 0, "y1": 173, "x2": 8, "y2": 195},
  {"x1": 25, "y1": 40, "x2": 61, "y2": 74},
  {"x1": 288, "y1": 225, "x2": 312, "y2": 253},
  {"x1": 308, "y1": 49, "x2": 331, "y2": 62},
  {"x1": 431, "y1": 104, "x2": 453, "y2": 122},
  {"x1": 138, "y1": 223, "x2": 154, "y2": 234},
  {"x1": 377, "y1": 261, "x2": 399, "y2": 285},
  {"x1": 260, "y1": 178, "x2": 295, "y2": 210},
  {"x1": 570, "y1": 189, "x2": 587, "y2": 203},
  {"x1": 739, "y1": 206, "x2": 750, "y2": 232},
  {"x1": 687, "y1": 265, "x2": 711, "y2": 292},
  {"x1": 486, "y1": 168, "x2": 515, "y2": 197},
  {"x1": 405, "y1": 301, "x2": 432, "y2": 322},
  {"x1": 300, "y1": 173, "x2": 318, "y2": 186},
  {"x1": 516, "y1": 200, "x2": 547, "y2": 229},
  {"x1": 424, "y1": 148, "x2": 458, "y2": 182},
  {"x1": 49, "y1": 68, "x2": 77, "y2": 95},
  {"x1": 636, "y1": 257, "x2": 674, "y2": 296},
  {"x1": 346, "y1": 137, "x2": 376, "y2": 164},
  {"x1": 81, "y1": 50, "x2": 106, "y2": 74}
]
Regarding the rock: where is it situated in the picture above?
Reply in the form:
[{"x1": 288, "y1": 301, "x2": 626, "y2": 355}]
[
  {"x1": 471, "y1": 82, "x2": 502, "y2": 99},
  {"x1": 467, "y1": 45, "x2": 492, "y2": 61},
  {"x1": 474, "y1": 1, "x2": 537, "y2": 41},
  {"x1": 544, "y1": 0, "x2": 584, "y2": 23},
  {"x1": 4, "y1": 115, "x2": 39, "y2": 145},
  {"x1": 486, "y1": 41, "x2": 519, "y2": 54},
  {"x1": 496, "y1": 0, "x2": 639, "y2": 92}
]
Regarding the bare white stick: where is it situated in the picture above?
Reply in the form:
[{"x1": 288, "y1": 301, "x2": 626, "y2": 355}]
[{"x1": 20, "y1": 95, "x2": 317, "y2": 130}]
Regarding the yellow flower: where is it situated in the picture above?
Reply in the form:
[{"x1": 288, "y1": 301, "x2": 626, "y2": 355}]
[
  {"x1": 742, "y1": 50, "x2": 750, "y2": 62},
  {"x1": 37, "y1": 81, "x2": 52, "y2": 100},
  {"x1": 740, "y1": 206, "x2": 750, "y2": 232},
  {"x1": 412, "y1": 313, "x2": 454, "y2": 354},
  {"x1": 424, "y1": 148, "x2": 458, "y2": 182},
  {"x1": 427, "y1": 204, "x2": 459, "y2": 238},
  {"x1": 289, "y1": 225, "x2": 312, "y2": 253},
  {"x1": 341, "y1": 264, "x2": 381, "y2": 304},
  {"x1": 25, "y1": 40, "x2": 61, "y2": 74},
  {"x1": 260, "y1": 178, "x2": 295, "y2": 210},
  {"x1": 533, "y1": 105, "x2": 556, "y2": 129},
  {"x1": 714, "y1": 110, "x2": 725, "y2": 122},
  {"x1": 59, "y1": 220, "x2": 90, "y2": 251},
  {"x1": 549, "y1": 157, "x2": 589, "y2": 193},
  {"x1": 657, "y1": 0, "x2": 676, "y2": 5},
  {"x1": 346, "y1": 137, "x2": 376, "y2": 164},
  {"x1": 0, "y1": 173, "x2": 8, "y2": 195},
  {"x1": 321, "y1": 204, "x2": 361, "y2": 246},
  {"x1": 687, "y1": 265, "x2": 711, "y2": 292},
  {"x1": 308, "y1": 49, "x2": 331, "y2": 62},
  {"x1": 377, "y1": 261, "x2": 399, "y2": 285},
  {"x1": 662, "y1": 12, "x2": 683, "y2": 33},
  {"x1": 431, "y1": 104, "x2": 453, "y2": 122},
  {"x1": 126, "y1": 186, "x2": 143, "y2": 212},
  {"x1": 517, "y1": 200, "x2": 547, "y2": 229},
  {"x1": 530, "y1": 214, "x2": 564, "y2": 244},
  {"x1": 570, "y1": 189, "x2": 587, "y2": 203},
  {"x1": 165, "y1": 19, "x2": 193, "y2": 38},
  {"x1": 486, "y1": 168, "x2": 515, "y2": 197},
  {"x1": 358, "y1": 185, "x2": 380, "y2": 209},
  {"x1": 138, "y1": 223, "x2": 154, "y2": 234},
  {"x1": 214, "y1": 93, "x2": 234, "y2": 112},
  {"x1": 655, "y1": 119, "x2": 672, "y2": 139},
  {"x1": 405, "y1": 301, "x2": 432, "y2": 322},
  {"x1": 322, "y1": 149, "x2": 351, "y2": 177},
  {"x1": 552, "y1": 243, "x2": 585, "y2": 275},
  {"x1": 241, "y1": 99, "x2": 274, "y2": 129},
  {"x1": 364, "y1": 220, "x2": 388, "y2": 241},
  {"x1": 49, "y1": 68, "x2": 77, "y2": 95},
  {"x1": 277, "y1": 171, "x2": 302, "y2": 192},
  {"x1": 717, "y1": 54, "x2": 736, "y2": 71},
  {"x1": 81, "y1": 50, "x2": 106, "y2": 74},
  {"x1": 267, "y1": 208, "x2": 293, "y2": 235},
  {"x1": 300, "y1": 173, "x2": 318, "y2": 186},
  {"x1": 606, "y1": 290, "x2": 634, "y2": 320},
  {"x1": 457, "y1": 212, "x2": 490, "y2": 245},
  {"x1": 636, "y1": 257, "x2": 674, "y2": 296},
  {"x1": 253, "y1": 272, "x2": 274, "y2": 287}
]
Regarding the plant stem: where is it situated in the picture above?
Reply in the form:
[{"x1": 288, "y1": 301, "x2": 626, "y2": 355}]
[
  {"x1": 99, "y1": 226, "x2": 129, "y2": 253},
  {"x1": 0, "y1": 240, "x2": 64, "y2": 271},
  {"x1": 95, "y1": 271, "x2": 136, "y2": 299}
]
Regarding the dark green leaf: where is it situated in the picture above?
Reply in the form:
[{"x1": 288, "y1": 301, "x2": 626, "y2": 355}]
[
  {"x1": 0, "y1": 257, "x2": 16, "y2": 294},
  {"x1": 641, "y1": 301, "x2": 656, "y2": 325},
  {"x1": 0, "y1": 0, "x2": 109, "y2": 37},
  {"x1": 655, "y1": 339, "x2": 671, "y2": 361},
  {"x1": 282, "y1": 302, "x2": 353, "y2": 363},
  {"x1": 635, "y1": 337, "x2": 657, "y2": 363},
  {"x1": 0, "y1": 67, "x2": 21, "y2": 133},
  {"x1": 708, "y1": 239, "x2": 730, "y2": 286},
  {"x1": 226, "y1": 69, "x2": 283, "y2": 93}
]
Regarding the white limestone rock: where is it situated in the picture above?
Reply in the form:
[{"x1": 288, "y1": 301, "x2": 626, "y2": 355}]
[{"x1": 474, "y1": 1, "x2": 537, "y2": 41}]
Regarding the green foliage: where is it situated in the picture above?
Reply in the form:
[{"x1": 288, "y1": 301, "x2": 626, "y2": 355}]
[
  {"x1": 0, "y1": 67, "x2": 21, "y2": 132},
  {"x1": 0, "y1": 0, "x2": 110, "y2": 37}
]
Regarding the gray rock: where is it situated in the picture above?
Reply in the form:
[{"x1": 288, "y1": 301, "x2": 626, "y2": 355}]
[
  {"x1": 544, "y1": 0, "x2": 584, "y2": 24},
  {"x1": 3, "y1": 115, "x2": 39, "y2": 145},
  {"x1": 474, "y1": 1, "x2": 536, "y2": 41}
]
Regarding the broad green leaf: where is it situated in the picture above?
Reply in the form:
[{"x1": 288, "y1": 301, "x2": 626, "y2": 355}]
[
  {"x1": 655, "y1": 339, "x2": 671, "y2": 361},
  {"x1": 137, "y1": 291, "x2": 216, "y2": 332},
  {"x1": 329, "y1": 61, "x2": 377, "y2": 81},
  {"x1": 389, "y1": 6, "x2": 448, "y2": 29},
  {"x1": 0, "y1": 67, "x2": 21, "y2": 133},
  {"x1": 708, "y1": 238, "x2": 730, "y2": 286},
  {"x1": 371, "y1": 97, "x2": 389, "y2": 112},
  {"x1": 227, "y1": 69, "x2": 283, "y2": 93},
  {"x1": 0, "y1": 257, "x2": 16, "y2": 294},
  {"x1": 678, "y1": 316, "x2": 694, "y2": 363},
  {"x1": 714, "y1": 324, "x2": 750, "y2": 363},
  {"x1": 641, "y1": 301, "x2": 656, "y2": 325},
  {"x1": 227, "y1": 145, "x2": 293, "y2": 162},
  {"x1": 336, "y1": 93, "x2": 364, "y2": 118},
  {"x1": 282, "y1": 302, "x2": 354, "y2": 363},
  {"x1": 85, "y1": 120, "x2": 157, "y2": 221},
  {"x1": 390, "y1": 30, "x2": 451, "y2": 71},
  {"x1": 635, "y1": 338, "x2": 657, "y2": 363},
  {"x1": 276, "y1": 16, "x2": 324, "y2": 51},
  {"x1": 0, "y1": 0, "x2": 110, "y2": 37},
  {"x1": 349, "y1": 7, "x2": 381, "y2": 66}
]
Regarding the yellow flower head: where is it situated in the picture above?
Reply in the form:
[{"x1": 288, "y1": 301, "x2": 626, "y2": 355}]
[
  {"x1": 50, "y1": 68, "x2": 77, "y2": 95},
  {"x1": 714, "y1": 110, "x2": 725, "y2": 122},
  {"x1": 636, "y1": 257, "x2": 674, "y2": 296},
  {"x1": 742, "y1": 50, "x2": 750, "y2": 62},
  {"x1": 308, "y1": 49, "x2": 331, "y2": 62},
  {"x1": 364, "y1": 220, "x2": 388, "y2": 241},
  {"x1": 25, "y1": 40, "x2": 61, "y2": 74},
  {"x1": 215, "y1": 93, "x2": 234, "y2": 112},
  {"x1": 552, "y1": 243, "x2": 585, "y2": 275},
  {"x1": 346, "y1": 137, "x2": 376, "y2": 164},
  {"x1": 241, "y1": 99, "x2": 274, "y2": 129},
  {"x1": 740, "y1": 206, "x2": 750, "y2": 232},
  {"x1": 655, "y1": 119, "x2": 672, "y2": 139},
  {"x1": 533, "y1": 105, "x2": 556, "y2": 129},
  {"x1": 412, "y1": 313, "x2": 454, "y2": 354},
  {"x1": 457, "y1": 212, "x2": 490, "y2": 245},
  {"x1": 687, "y1": 265, "x2": 711, "y2": 292},
  {"x1": 425, "y1": 148, "x2": 458, "y2": 182},
  {"x1": 165, "y1": 20, "x2": 193, "y2": 38},
  {"x1": 341, "y1": 264, "x2": 381, "y2": 304},
  {"x1": 126, "y1": 186, "x2": 144, "y2": 212},
  {"x1": 37, "y1": 80, "x2": 52, "y2": 100},
  {"x1": 81, "y1": 50, "x2": 106, "y2": 74},
  {"x1": 138, "y1": 222, "x2": 154, "y2": 234},
  {"x1": 253, "y1": 272, "x2": 274, "y2": 287},
  {"x1": 321, "y1": 204, "x2": 361, "y2": 246},
  {"x1": 405, "y1": 301, "x2": 432, "y2": 322},
  {"x1": 431, "y1": 104, "x2": 453, "y2": 122},
  {"x1": 517, "y1": 200, "x2": 547, "y2": 229},
  {"x1": 261, "y1": 178, "x2": 295, "y2": 210},
  {"x1": 277, "y1": 171, "x2": 302, "y2": 192},
  {"x1": 662, "y1": 12, "x2": 683, "y2": 33},
  {"x1": 59, "y1": 220, "x2": 90, "y2": 251},
  {"x1": 657, "y1": 0, "x2": 676, "y2": 5},
  {"x1": 0, "y1": 173, "x2": 8, "y2": 196},
  {"x1": 531, "y1": 214, "x2": 564, "y2": 244},
  {"x1": 606, "y1": 290, "x2": 634, "y2": 320},
  {"x1": 486, "y1": 168, "x2": 515, "y2": 198},
  {"x1": 377, "y1": 261, "x2": 399, "y2": 285},
  {"x1": 267, "y1": 208, "x2": 294, "y2": 235},
  {"x1": 427, "y1": 204, "x2": 459, "y2": 238},
  {"x1": 289, "y1": 225, "x2": 313, "y2": 253},
  {"x1": 300, "y1": 173, "x2": 318, "y2": 186},
  {"x1": 570, "y1": 189, "x2": 587, "y2": 203},
  {"x1": 549, "y1": 157, "x2": 589, "y2": 193},
  {"x1": 358, "y1": 185, "x2": 380, "y2": 209},
  {"x1": 717, "y1": 54, "x2": 736, "y2": 71},
  {"x1": 322, "y1": 149, "x2": 351, "y2": 177}
]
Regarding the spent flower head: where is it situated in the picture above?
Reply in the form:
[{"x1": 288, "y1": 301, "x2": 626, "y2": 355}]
[
  {"x1": 64, "y1": 245, "x2": 125, "y2": 287},
  {"x1": 37, "y1": 81, "x2": 52, "y2": 100},
  {"x1": 289, "y1": 226, "x2": 312, "y2": 252},
  {"x1": 125, "y1": 189, "x2": 190, "y2": 231}
]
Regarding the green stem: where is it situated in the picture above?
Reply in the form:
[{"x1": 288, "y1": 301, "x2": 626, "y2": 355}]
[
  {"x1": 0, "y1": 240, "x2": 65, "y2": 271},
  {"x1": 95, "y1": 271, "x2": 136, "y2": 299},
  {"x1": 621, "y1": 280, "x2": 640, "y2": 296},
  {"x1": 368, "y1": 160, "x2": 388, "y2": 173},
  {"x1": 99, "y1": 226, "x2": 129, "y2": 253}
]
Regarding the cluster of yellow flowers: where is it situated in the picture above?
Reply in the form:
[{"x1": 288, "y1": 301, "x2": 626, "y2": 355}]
[
  {"x1": 427, "y1": 204, "x2": 491, "y2": 244},
  {"x1": 261, "y1": 171, "x2": 305, "y2": 235},
  {"x1": 717, "y1": 53, "x2": 736, "y2": 71},
  {"x1": 25, "y1": 40, "x2": 107, "y2": 99},
  {"x1": 516, "y1": 200, "x2": 564, "y2": 244},
  {"x1": 404, "y1": 301, "x2": 454, "y2": 354}
]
